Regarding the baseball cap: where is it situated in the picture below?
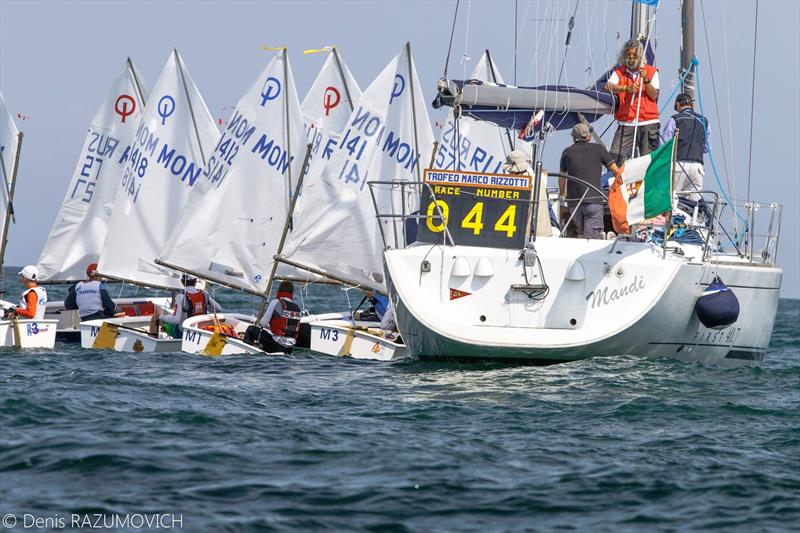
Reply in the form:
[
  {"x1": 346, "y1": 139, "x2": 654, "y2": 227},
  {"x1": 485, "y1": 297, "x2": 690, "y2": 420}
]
[
  {"x1": 571, "y1": 123, "x2": 592, "y2": 140},
  {"x1": 502, "y1": 149, "x2": 531, "y2": 172},
  {"x1": 18, "y1": 265, "x2": 38, "y2": 281},
  {"x1": 86, "y1": 262, "x2": 98, "y2": 276},
  {"x1": 675, "y1": 92, "x2": 694, "y2": 105}
]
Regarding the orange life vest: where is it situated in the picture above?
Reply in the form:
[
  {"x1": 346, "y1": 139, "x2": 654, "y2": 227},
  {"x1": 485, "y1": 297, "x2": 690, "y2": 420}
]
[
  {"x1": 269, "y1": 292, "x2": 301, "y2": 339},
  {"x1": 184, "y1": 290, "x2": 207, "y2": 317},
  {"x1": 613, "y1": 64, "x2": 659, "y2": 123}
]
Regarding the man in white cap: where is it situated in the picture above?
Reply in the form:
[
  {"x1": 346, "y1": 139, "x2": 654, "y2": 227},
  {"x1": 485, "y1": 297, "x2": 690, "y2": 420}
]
[
  {"x1": 503, "y1": 149, "x2": 552, "y2": 237},
  {"x1": 559, "y1": 123, "x2": 621, "y2": 239},
  {"x1": 8, "y1": 265, "x2": 48, "y2": 320}
]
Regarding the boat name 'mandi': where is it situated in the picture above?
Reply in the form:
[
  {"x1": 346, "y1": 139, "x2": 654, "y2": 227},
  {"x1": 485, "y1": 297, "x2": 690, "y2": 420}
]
[{"x1": 586, "y1": 275, "x2": 647, "y2": 309}]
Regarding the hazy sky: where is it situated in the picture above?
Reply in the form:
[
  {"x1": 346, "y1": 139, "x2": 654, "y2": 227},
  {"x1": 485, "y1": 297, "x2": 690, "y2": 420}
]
[{"x1": 1, "y1": 0, "x2": 797, "y2": 297}]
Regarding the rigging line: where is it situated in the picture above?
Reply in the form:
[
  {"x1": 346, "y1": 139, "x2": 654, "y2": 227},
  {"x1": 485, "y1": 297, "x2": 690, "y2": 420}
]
[
  {"x1": 629, "y1": 11, "x2": 658, "y2": 160},
  {"x1": 720, "y1": 1, "x2": 738, "y2": 229},
  {"x1": 442, "y1": 0, "x2": 461, "y2": 79},
  {"x1": 526, "y1": 0, "x2": 550, "y2": 85},
  {"x1": 695, "y1": 69, "x2": 748, "y2": 228},
  {"x1": 699, "y1": 0, "x2": 735, "y2": 228},
  {"x1": 745, "y1": 0, "x2": 759, "y2": 203},
  {"x1": 515, "y1": 0, "x2": 534, "y2": 83},
  {"x1": 461, "y1": 0, "x2": 471, "y2": 80},
  {"x1": 556, "y1": 0, "x2": 580, "y2": 87},
  {"x1": 514, "y1": 0, "x2": 518, "y2": 85}
]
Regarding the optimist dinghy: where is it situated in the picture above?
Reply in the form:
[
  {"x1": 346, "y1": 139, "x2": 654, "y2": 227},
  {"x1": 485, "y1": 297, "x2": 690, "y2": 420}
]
[
  {"x1": 273, "y1": 44, "x2": 433, "y2": 360},
  {"x1": 80, "y1": 315, "x2": 180, "y2": 352},
  {"x1": 180, "y1": 311, "x2": 348, "y2": 356},
  {"x1": 308, "y1": 319, "x2": 407, "y2": 361},
  {"x1": 82, "y1": 49, "x2": 219, "y2": 353},
  {"x1": 0, "y1": 93, "x2": 58, "y2": 349}
]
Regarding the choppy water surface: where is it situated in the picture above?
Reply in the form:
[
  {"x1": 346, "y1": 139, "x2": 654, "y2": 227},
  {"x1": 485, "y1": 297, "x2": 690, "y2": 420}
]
[{"x1": 1, "y1": 276, "x2": 798, "y2": 531}]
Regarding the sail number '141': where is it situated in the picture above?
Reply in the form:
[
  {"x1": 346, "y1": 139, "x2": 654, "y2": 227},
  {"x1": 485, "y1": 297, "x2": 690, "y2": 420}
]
[{"x1": 416, "y1": 168, "x2": 531, "y2": 249}]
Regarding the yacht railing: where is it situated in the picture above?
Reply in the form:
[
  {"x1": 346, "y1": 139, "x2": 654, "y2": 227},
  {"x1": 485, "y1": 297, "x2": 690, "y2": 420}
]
[
  {"x1": 367, "y1": 178, "x2": 783, "y2": 267},
  {"x1": 367, "y1": 180, "x2": 455, "y2": 250},
  {"x1": 712, "y1": 199, "x2": 783, "y2": 266}
]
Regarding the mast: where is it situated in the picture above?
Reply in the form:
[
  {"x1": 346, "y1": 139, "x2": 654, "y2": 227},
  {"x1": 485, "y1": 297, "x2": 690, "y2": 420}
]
[
  {"x1": 282, "y1": 48, "x2": 294, "y2": 197},
  {"x1": 0, "y1": 132, "x2": 22, "y2": 279},
  {"x1": 175, "y1": 49, "x2": 208, "y2": 167},
  {"x1": 680, "y1": 0, "x2": 696, "y2": 99},
  {"x1": 331, "y1": 46, "x2": 355, "y2": 113},
  {"x1": 255, "y1": 143, "x2": 314, "y2": 324},
  {"x1": 630, "y1": 0, "x2": 653, "y2": 40}
]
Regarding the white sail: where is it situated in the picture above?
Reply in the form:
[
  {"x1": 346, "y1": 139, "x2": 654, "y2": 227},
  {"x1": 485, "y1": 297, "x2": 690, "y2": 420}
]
[
  {"x1": 0, "y1": 91, "x2": 21, "y2": 270},
  {"x1": 97, "y1": 50, "x2": 218, "y2": 289},
  {"x1": 283, "y1": 43, "x2": 434, "y2": 291},
  {"x1": 36, "y1": 60, "x2": 150, "y2": 281},
  {"x1": 284, "y1": 48, "x2": 364, "y2": 258},
  {"x1": 158, "y1": 50, "x2": 307, "y2": 294},
  {"x1": 302, "y1": 47, "x2": 361, "y2": 141},
  {"x1": 434, "y1": 51, "x2": 532, "y2": 172}
]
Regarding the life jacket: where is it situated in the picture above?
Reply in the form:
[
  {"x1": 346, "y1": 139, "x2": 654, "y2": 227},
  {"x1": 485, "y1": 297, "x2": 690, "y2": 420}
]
[
  {"x1": 613, "y1": 64, "x2": 659, "y2": 124},
  {"x1": 18, "y1": 286, "x2": 47, "y2": 320},
  {"x1": 269, "y1": 292, "x2": 301, "y2": 339},
  {"x1": 75, "y1": 280, "x2": 103, "y2": 318},
  {"x1": 183, "y1": 288, "x2": 207, "y2": 317},
  {"x1": 671, "y1": 108, "x2": 708, "y2": 163}
]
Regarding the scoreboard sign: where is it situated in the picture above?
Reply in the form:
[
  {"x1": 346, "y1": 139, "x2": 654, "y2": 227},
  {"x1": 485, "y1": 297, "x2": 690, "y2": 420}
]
[{"x1": 416, "y1": 168, "x2": 532, "y2": 249}]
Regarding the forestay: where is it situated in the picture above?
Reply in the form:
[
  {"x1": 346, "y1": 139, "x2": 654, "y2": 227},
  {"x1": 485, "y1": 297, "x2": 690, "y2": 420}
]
[
  {"x1": 158, "y1": 50, "x2": 307, "y2": 294},
  {"x1": 98, "y1": 50, "x2": 218, "y2": 289},
  {"x1": 283, "y1": 43, "x2": 434, "y2": 292},
  {"x1": 37, "y1": 59, "x2": 149, "y2": 281},
  {"x1": 0, "y1": 91, "x2": 21, "y2": 268},
  {"x1": 433, "y1": 51, "x2": 532, "y2": 173}
]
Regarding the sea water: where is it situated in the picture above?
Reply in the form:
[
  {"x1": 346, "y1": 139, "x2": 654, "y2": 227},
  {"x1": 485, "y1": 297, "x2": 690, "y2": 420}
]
[{"x1": 1, "y1": 271, "x2": 797, "y2": 531}]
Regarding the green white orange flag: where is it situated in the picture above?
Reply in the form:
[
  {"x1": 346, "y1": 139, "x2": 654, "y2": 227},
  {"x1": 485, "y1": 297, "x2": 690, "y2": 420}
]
[{"x1": 609, "y1": 137, "x2": 675, "y2": 233}]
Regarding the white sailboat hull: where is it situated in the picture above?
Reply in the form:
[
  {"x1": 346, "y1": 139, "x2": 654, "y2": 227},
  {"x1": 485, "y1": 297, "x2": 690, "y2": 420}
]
[
  {"x1": 180, "y1": 312, "x2": 350, "y2": 356},
  {"x1": 385, "y1": 240, "x2": 781, "y2": 366},
  {"x1": 47, "y1": 297, "x2": 172, "y2": 341},
  {"x1": 80, "y1": 316, "x2": 181, "y2": 352},
  {"x1": 181, "y1": 313, "x2": 266, "y2": 355},
  {"x1": 309, "y1": 319, "x2": 408, "y2": 361},
  {"x1": 0, "y1": 319, "x2": 58, "y2": 348}
]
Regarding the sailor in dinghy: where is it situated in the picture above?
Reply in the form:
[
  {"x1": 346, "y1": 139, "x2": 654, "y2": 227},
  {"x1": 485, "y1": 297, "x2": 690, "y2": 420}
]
[
  {"x1": 150, "y1": 274, "x2": 223, "y2": 339},
  {"x1": 0, "y1": 266, "x2": 57, "y2": 349}
]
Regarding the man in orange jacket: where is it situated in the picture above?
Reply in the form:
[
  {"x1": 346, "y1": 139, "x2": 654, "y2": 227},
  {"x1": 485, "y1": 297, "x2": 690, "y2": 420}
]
[{"x1": 606, "y1": 39, "x2": 661, "y2": 166}]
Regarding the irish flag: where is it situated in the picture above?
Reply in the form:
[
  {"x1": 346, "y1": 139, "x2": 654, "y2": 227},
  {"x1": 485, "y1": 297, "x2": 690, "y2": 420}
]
[{"x1": 609, "y1": 137, "x2": 675, "y2": 234}]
